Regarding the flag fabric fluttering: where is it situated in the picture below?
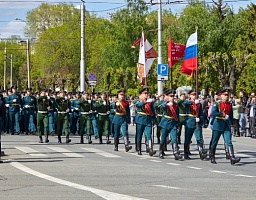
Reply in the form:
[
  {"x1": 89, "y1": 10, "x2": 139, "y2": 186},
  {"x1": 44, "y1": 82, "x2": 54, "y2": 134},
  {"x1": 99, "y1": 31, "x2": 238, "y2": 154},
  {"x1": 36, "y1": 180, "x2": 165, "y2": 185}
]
[
  {"x1": 133, "y1": 32, "x2": 157, "y2": 84},
  {"x1": 180, "y1": 32, "x2": 198, "y2": 75},
  {"x1": 168, "y1": 36, "x2": 186, "y2": 68}
]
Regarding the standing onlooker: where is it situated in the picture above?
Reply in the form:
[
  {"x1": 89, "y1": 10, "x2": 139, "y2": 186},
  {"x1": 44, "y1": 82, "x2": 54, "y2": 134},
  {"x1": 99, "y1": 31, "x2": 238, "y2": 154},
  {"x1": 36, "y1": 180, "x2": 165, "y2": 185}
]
[
  {"x1": 247, "y1": 97, "x2": 256, "y2": 138},
  {"x1": 129, "y1": 100, "x2": 136, "y2": 126},
  {"x1": 239, "y1": 91, "x2": 248, "y2": 136},
  {"x1": 232, "y1": 99, "x2": 242, "y2": 137}
]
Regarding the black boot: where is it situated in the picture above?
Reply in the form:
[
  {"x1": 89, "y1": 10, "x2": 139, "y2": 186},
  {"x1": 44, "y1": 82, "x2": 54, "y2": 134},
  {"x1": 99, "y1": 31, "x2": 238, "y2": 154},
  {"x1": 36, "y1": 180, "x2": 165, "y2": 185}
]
[
  {"x1": 80, "y1": 135, "x2": 84, "y2": 144},
  {"x1": 106, "y1": 136, "x2": 111, "y2": 144},
  {"x1": 228, "y1": 146, "x2": 241, "y2": 165},
  {"x1": 99, "y1": 136, "x2": 103, "y2": 144},
  {"x1": 66, "y1": 136, "x2": 71, "y2": 143},
  {"x1": 137, "y1": 141, "x2": 142, "y2": 155},
  {"x1": 159, "y1": 143, "x2": 164, "y2": 159},
  {"x1": 210, "y1": 147, "x2": 217, "y2": 164},
  {"x1": 148, "y1": 140, "x2": 156, "y2": 156},
  {"x1": 172, "y1": 143, "x2": 183, "y2": 160},
  {"x1": 145, "y1": 140, "x2": 149, "y2": 153},
  {"x1": 88, "y1": 135, "x2": 92, "y2": 144},
  {"x1": 39, "y1": 136, "x2": 43, "y2": 143},
  {"x1": 209, "y1": 145, "x2": 212, "y2": 158},
  {"x1": 177, "y1": 136, "x2": 181, "y2": 144},
  {"x1": 114, "y1": 138, "x2": 119, "y2": 151},
  {"x1": 124, "y1": 137, "x2": 132, "y2": 152},
  {"x1": 157, "y1": 137, "x2": 160, "y2": 144},
  {"x1": 45, "y1": 135, "x2": 49, "y2": 143},
  {"x1": 58, "y1": 136, "x2": 62, "y2": 143},
  {"x1": 198, "y1": 144, "x2": 207, "y2": 160},
  {"x1": 184, "y1": 144, "x2": 191, "y2": 159},
  {"x1": 224, "y1": 144, "x2": 230, "y2": 159}
]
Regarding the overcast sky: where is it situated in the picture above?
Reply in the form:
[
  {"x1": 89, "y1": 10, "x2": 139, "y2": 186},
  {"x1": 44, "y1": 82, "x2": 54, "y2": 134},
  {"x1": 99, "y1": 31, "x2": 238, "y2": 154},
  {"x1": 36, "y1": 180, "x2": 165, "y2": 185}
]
[{"x1": 0, "y1": 0, "x2": 255, "y2": 39}]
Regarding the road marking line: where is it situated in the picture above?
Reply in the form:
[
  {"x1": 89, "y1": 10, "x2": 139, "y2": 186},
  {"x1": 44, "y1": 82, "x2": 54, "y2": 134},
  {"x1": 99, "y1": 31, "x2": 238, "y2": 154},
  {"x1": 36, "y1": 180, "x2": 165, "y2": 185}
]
[
  {"x1": 230, "y1": 174, "x2": 255, "y2": 178},
  {"x1": 153, "y1": 185, "x2": 181, "y2": 190},
  {"x1": 209, "y1": 170, "x2": 227, "y2": 174},
  {"x1": 249, "y1": 158, "x2": 256, "y2": 160},
  {"x1": 187, "y1": 166, "x2": 202, "y2": 170},
  {"x1": 149, "y1": 160, "x2": 162, "y2": 163},
  {"x1": 82, "y1": 148, "x2": 120, "y2": 158},
  {"x1": 48, "y1": 147, "x2": 84, "y2": 158},
  {"x1": 166, "y1": 163, "x2": 180, "y2": 166},
  {"x1": 15, "y1": 147, "x2": 47, "y2": 157},
  {"x1": 10, "y1": 162, "x2": 147, "y2": 200}
]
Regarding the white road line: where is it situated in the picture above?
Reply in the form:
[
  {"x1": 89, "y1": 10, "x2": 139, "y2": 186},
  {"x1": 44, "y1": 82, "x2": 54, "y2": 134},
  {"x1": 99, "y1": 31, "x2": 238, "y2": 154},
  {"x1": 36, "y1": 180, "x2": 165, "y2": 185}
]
[
  {"x1": 166, "y1": 163, "x2": 180, "y2": 166},
  {"x1": 209, "y1": 170, "x2": 227, "y2": 174},
  {"x1": 15, "y1": 147, "x2": 47, "y2": 157},
  {"x1": 149, "y1": 160, "x2": 162, "y2": 163},
  {"x1": 187, "y1": 166, "x2": 202, "y2": 170},
  {"x1": 48, "y1": 147, "x2": 84, "y2": 158},
  {"x1": 153, "y1": 185, "x2": 181, "y2": 190},
  {"x1": 230, "y1": 174, "x2": 255, "y2": 178},
  {"x1": 82, "y1": 148, "x2": 120, "y2": 158},
  {"x1": 249, "y1": 158, "x2": 256, "y2": 160},
  {"x1": 11, "y1": 162, "x2": 147, "y2": 200}
]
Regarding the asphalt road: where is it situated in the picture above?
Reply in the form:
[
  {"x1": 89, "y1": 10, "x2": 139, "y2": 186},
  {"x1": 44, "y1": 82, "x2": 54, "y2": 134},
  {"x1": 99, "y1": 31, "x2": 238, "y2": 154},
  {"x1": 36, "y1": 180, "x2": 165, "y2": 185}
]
[{"x1": 1, "y1": 126, "x2": 256, "y2": 200}]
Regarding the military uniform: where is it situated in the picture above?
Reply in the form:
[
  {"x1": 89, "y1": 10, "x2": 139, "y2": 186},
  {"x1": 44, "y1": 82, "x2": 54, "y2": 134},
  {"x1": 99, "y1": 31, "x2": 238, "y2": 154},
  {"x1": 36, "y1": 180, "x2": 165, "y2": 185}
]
[
  {"x1": 154, "y1": 96, "x2": 164, "y2": 144},
  {"x1": 91, "y1": 93, "x2": 99, "y2": 139},
  {"x1": 183, "y1": 89, "x2": 207, "y2": 160},
  {"x1": 95, "y1": 93, "x2": 111, "y2": 144},
  {"x1": 158, "y1": 90, "x2": 182, "y2": 160},
  {"x1": 134, "y1": 88, "x2": 156, "y2": 156},
  {"x1": 177, "y1": 93, "x2": 186, "y2": 144},
  {"x1": 3, "y1": 92, "x2": 10, "y2": 134},
  {"x1": 70, "y1": 94, "x2": 80, "y2": 135},
  {"x1": 46, "y1": 90, "x2": 56, "y2": 135},
  {"x1": 111, "y1": 89, "x2": 131, "y2": 152},
  {"x1": 7, "y1": 86, "x2": 22, "y2": 135},
  {"x1": 22, "y1": 88, "x2": 37, "y2": 134},
  {"x1": 55, "y1": 92, "x2": 71, "y2": 143},
  {"x1": 210, "y1": 89, "x2": 240, "y2": 165},
  {"x1": 37, "y1": 90, "x2": 52, "y2": 143}
]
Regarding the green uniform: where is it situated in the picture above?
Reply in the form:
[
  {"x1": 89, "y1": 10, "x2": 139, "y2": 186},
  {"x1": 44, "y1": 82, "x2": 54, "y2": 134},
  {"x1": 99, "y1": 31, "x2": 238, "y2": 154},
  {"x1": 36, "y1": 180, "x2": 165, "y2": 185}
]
[
  {"x1": 177, "y1": 99, "x2": 186, "y2": 143},
  {"x1": 37, "y1": 96, "x2": 52, "y2": 142},
  {"x1": 154, "y1": 99, "x2": 164, "y2": 143}
]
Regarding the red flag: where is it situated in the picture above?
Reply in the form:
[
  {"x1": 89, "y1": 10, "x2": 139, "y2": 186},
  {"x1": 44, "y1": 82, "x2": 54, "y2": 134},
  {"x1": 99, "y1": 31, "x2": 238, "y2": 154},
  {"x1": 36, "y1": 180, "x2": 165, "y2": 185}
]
[{"x1": 168, "y1": 36, "x2": 186, "y2": 68}]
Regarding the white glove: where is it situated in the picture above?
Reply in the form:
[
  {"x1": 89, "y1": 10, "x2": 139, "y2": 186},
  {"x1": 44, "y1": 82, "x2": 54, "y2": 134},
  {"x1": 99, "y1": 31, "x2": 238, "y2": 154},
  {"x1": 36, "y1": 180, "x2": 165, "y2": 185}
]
[
  {"x1": 75, "y1": 107, "x2": 79, "y2": 110},
  {"x1": 5, "y1": 104, "x2": 9, "y2": 107},
  {"x1": 113, "y1": 109, "x2": 116, "y2": 112},
  {"x1": 103, "y1": 101, "x2": 106, "y2": 106},
  {"x1": 196, "y1": 118, "x2": 200, "y2": 122},
  {"x1": 25, "y1": 105, "x2": 29, "y2": 108},
  {"x1": 195, "y1": 99, "x2": 200, "y2": 104},
  {"x1": 13, "y1": 99, "x2": 17, "y2": 102},
  {"x1": 146, "y1": 98, "x2": 153, "y2": 103},
  {"x1": 116, "y1": 102, "x2": 120, "y2": 106},
  {"x1": 66, "y1": 108, "x2": 70, "y2": 113},
  {"x1": 71, "y1": 109, "x2": 74, "y2": 112},
  {"x1": 88, "y1": 100, "x2": 91, "y2": 104},
  {"x1": 47, "y1": 96, "x2": 50, "y2": 100},
  {"x1": 225, "y1": 114, "x2": 229, "y2": 119},
  {"x1": 167, "y1": 102, "x2": 173, "y2": 106},
  {"x1": 107, "y1": 111, "x2": 110, "y2": 114},
  {"x1": 89, "y1": 110, "x2": 92, "y2": 114},
  {"x1": 65, "y1": 96, "x2": 68, "y2": 100},
  {"x1": 153, "y1": 124, "x2": 157, "y2": 129},
  {"x1": 47, "y1": 106, "x2": 50, "y2": 110}
]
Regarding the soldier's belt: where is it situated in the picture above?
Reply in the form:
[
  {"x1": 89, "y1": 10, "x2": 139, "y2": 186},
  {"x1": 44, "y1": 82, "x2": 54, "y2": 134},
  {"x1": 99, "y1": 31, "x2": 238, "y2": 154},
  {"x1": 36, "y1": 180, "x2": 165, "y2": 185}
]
[
  {"x1": 81, "y1": 112, "x2": 90, "y2": 115},
  {"x1": 11, "y1": 104, "x2": 19, "y2": 106},
  {"x1": 98, "y1": 112, "x2": 108, "y2": 115},
  {"x1": 58, "y1": 111, "x2": 66, "y2": 114},
  {"x1": 138, "y1": 112, "x2": 150, "y2": 116},
  {"x1": 116, "y1": 112, "x2": 125, "y2": 115},
  {"x1": 179, "y1": 114, "x2": 187, "y2": 116},
  {"x1": 38, "y1": 111, "x2": 47, "y2": 113},
  {"x1": 157, "y1": 114, "x2": 163, "y2": 117},
  {"x1": 216, "y1": 116, "x2": 227, "y2": 120},
  {"x1": 26, "y1": 106, "x2": 34, "y2": 108},
  {"x1": 164, "y1": 115, "x2": 174, "y2": 119},
  {"x1": 187, "y1": 114, "x2": 196, "y2": 118}
]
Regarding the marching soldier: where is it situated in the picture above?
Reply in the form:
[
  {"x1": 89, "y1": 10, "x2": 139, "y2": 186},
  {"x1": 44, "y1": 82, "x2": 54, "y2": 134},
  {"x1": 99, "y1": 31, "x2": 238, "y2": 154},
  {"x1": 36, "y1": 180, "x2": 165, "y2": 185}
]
[
  {"x1": 78, "y1": 92, "x2": 93, "y2": 144},
  {"x1": 111, "y1": 89, "x2": 132, "y2": 152},
  {"x1": 46, "y1": 89, "x2": 56, "y2": 135},
  {"x1": 91, "y1": 92, "x2": 99, "y2": 139},
  {"x1": 183, "y1": 89, "x2": 207, "y2": 160},
  {"x1": 154, "y1": 95, "x2": 164, "y2": 144},
  {"x1": 158, "y1": 90, "x2": 182, "y2": 160},
  {"x1": 3, "y1": 90, "x2": 10, "y2": 134},
  {"x1": 95, "y1": 92, "x2": 111, "y2": 144},
  {"x1": 70, "y1": 92, "x2": 81, "y2": 135},
  {"x1": 7, "y1": 85, "x2": 22, "y2": 135},
  {"x1": 37, "y1": 89, "x2": 52, "y2": 143},
  {"x1": 210, "y1": 89, "x2": 240, "y2": 165},
  {"x1": 55, "y1": 91, "x2": 71, "y2": 143},
  {"x1": 134, "y1": 88, "x2": 156, "y2": 156},
  {"x1": 177, "y1": 93, "x2": 187, "y2": 144},
  {"x1": 22, "y1": 87, "x2": 37, "y2": 135},
  {"x1": 109, "y1": 94, "x2": 116, "y2": 137}
]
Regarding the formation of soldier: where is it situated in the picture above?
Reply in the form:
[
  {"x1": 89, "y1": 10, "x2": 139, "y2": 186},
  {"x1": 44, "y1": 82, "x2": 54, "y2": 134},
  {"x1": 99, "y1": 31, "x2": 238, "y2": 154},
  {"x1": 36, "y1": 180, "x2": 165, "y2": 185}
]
[{"x1": 0, "y1": 86, "x2": 241, "y2": 165}]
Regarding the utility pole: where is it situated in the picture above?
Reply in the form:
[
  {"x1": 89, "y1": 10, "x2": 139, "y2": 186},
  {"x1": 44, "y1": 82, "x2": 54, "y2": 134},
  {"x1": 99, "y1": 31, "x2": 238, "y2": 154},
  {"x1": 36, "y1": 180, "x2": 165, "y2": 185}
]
[
  {"x1": 157, "y1": 0, "x2": 163, "y2": 95},
  {"x1": 4, "y1": 42, "x2": 6, "y2": 90},
  {"x1": 10, "y1": 54, "x2": 13, "y2": 87},
  {"x1": 80, "y1": 0, "x2": 85, "y2": 92},
  {"x1": 27, "y1": 39, "x2": 31, "y2": 88}
]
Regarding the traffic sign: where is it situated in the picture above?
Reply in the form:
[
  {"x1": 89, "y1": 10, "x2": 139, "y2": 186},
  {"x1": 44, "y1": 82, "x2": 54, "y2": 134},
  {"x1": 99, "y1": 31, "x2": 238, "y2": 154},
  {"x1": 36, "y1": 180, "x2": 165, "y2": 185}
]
[
  {"x1": 157, "y1": 64, "x2": 168, "y2": 76},
  {"x1": 88, "y1": 81, "x2": 96, "y2": 86},
  {"x1": 157, "y1": 75, "x2": 168, "y2": 81},
  {"x1": 88, "y1": 73, "x2": 96, "y2": 81}
]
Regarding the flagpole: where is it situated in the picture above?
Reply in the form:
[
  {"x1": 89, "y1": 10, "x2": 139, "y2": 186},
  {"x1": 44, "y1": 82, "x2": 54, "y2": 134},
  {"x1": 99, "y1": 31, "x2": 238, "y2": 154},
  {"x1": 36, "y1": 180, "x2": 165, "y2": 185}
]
[{"x1": 195, "y1": 27, "x2": 198, "y2": 99}]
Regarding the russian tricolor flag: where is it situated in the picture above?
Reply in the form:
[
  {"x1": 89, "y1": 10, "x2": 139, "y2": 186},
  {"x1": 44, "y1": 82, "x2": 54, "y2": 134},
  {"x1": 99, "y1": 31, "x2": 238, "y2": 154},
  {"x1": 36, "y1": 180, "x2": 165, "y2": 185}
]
[{"x1": 180, "y1": 32, "x2": 198, "y2": 75}]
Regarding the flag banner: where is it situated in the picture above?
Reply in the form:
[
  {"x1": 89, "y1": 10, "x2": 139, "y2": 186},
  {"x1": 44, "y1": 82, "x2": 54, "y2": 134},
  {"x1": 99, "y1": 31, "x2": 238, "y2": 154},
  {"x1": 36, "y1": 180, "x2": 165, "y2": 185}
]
[
  {"x1": 180, "y1": 32, "x2": 198, "y2": 75},
  {"x1": 133, "y1": 32, "x2": 157, "y2": 80},
  {"x1": 168, "y1": 36, "x2": 186, "y2": 68}
]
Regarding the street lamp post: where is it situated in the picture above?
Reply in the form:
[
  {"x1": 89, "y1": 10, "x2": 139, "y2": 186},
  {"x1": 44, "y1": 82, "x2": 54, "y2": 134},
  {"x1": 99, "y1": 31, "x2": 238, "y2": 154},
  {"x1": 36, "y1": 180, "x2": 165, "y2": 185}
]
[
  {"x1": 4, "y1": 42, "x2": 6, "y2": 90},
  {"x1": 80, "y1": 0, "x2": 85, "y2": 92}
]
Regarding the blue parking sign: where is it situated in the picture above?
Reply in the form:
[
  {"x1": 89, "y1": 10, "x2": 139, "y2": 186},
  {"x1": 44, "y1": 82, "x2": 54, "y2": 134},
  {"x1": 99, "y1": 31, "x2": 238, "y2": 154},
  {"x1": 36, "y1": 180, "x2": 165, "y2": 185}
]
[{"x1": 157, "y1": 64, "x2": 168, "y2": 76}]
